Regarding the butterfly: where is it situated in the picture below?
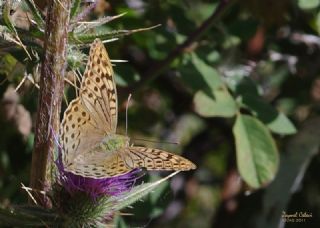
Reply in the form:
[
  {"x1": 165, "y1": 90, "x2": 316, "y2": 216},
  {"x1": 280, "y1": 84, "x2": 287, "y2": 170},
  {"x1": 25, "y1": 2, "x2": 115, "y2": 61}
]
[{"x1": 59, "y1": 39, "x2": 196, "y2": 179}]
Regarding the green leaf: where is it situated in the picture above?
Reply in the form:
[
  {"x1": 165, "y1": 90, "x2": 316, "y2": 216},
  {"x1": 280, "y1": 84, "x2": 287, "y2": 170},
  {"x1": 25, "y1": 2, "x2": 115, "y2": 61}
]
[
  {"x1": 180, "y1": 53, "x2": 223, "y2": 92},
  {"x1": 315, "y1": 11, "x2": 320, "y2": 34},
  {"x1": 251, "y1": 118, "x2": 320, "y2": 228},
  {"x1": 194, "y1": 88, "x2": 237, "y2": 117},
  {"x1": 114, "y1": 215, "x2": 128, "y2": 228},
  {"x1": 267, "y1": 113, "x2": 297, "y2": 135},
  {"x1": 70, "y1": 0, "x2": 81, "y2": 19},
  {"x1": 233, "y1": 114, "x2": 279, "y2": 188},
  {"x1": 191, "y1": 53, "x2": 223, "y2": 90},
  {"x1": 298, "y1": 0, "x2": 320, "y2": 10},
  {"x1": 24, "y1": 0, "x2": 45, "y2": 27},
  {"x1": 0, "y1": 54, "x2": 17, "y2": 76},
  {"x1": 234, "y1": 77, "x2": 259, "y2": 96},
  {"x1": 73, "y1": 25, "x2": 160, "y2": 44},
  {"x1": 239, "y1": 95, "x2": 297, "y2": 135},
  {"x1": 181, "y1": 53, "x2": 237, "y2": 117},
  {"x1": 3, "y1": 2, "x2": 16, "y2": 33}
]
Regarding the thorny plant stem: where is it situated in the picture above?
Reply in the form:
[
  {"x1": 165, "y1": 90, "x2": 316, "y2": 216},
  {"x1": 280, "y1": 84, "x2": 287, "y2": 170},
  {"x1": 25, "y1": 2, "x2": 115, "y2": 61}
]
[{"x1": 29, "y1": 0, "x2": 72, "y2": 207}]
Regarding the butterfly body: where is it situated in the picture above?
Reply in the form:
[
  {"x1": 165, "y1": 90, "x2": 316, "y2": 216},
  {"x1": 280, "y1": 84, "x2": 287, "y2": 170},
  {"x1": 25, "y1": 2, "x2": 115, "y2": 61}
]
[
  {"x1": 60, "y1": 39, "x2": 196, "y2": 179},
  {"x1": 99, "y1": 134, "x2": 130, "y2": 152}
]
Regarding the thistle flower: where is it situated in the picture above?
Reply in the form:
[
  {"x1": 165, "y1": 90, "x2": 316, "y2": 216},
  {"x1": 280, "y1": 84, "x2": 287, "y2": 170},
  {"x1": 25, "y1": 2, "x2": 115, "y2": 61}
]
[
  {"x1": 52, "y1": 143, "x2": 143, "y2": 226},
  {"x1": 58, "y1": 165, "x2": 142, "y2": 199}
]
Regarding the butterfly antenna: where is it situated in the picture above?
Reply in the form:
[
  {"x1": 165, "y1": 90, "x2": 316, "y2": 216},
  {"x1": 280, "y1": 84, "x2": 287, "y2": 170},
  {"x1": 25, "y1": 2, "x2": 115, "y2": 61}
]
[
  {"x1": 132, "y1": 138, "x2": 180, "y2": 145},
  {"x1": 126, "y1": 93, "x2": 132, "y2": 136}
]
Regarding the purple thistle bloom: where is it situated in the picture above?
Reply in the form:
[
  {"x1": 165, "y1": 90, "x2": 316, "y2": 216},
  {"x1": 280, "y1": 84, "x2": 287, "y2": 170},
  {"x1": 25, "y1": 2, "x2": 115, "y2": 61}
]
[
  {"x1": 55, "y1": 154, "x2": 142, "y2": 199},
  {"x1": 61, "y1": 167, "x2": 140, "y2": 198}
]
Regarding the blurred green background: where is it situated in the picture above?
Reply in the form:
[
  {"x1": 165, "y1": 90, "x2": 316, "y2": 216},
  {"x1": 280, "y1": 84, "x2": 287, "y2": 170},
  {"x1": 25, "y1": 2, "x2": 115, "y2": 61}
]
[{"x1": 1, "y1": 0, "x2": 320, "y2": 227}]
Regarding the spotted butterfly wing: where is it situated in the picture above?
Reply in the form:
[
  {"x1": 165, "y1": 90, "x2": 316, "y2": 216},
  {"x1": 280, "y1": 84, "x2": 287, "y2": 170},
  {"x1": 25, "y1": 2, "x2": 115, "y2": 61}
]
[
  {"x1": 60, "y1": 98, "x2": 106, "y2": 168},
  {"x1": 65, "y1": 150, "x2": 131, "y2": 178},
  {"x1": 80, "y1": 39, "x2": 118, "y2": 133},
  {"x1": 121, "y1": 147, "x2": 196, "y2": 171}
]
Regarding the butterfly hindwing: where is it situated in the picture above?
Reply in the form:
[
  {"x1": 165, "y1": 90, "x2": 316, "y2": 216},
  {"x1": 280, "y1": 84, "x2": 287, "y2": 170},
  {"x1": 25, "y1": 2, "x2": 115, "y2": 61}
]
[
  {"x1": 68, "y1": 151, "x2": 131, "y2": 178},
  {"x1": 120, "y1": 146, "x2": 196, "y2": 171},
  {"x1": 60, "y1": 98, "x2": 105, "y2": 167}
]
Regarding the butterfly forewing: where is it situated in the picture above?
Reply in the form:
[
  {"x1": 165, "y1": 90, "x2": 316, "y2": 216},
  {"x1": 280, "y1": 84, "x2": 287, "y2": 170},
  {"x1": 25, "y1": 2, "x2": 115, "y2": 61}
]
[{"x1": 80, "y1": 39, "x2": 117, "y2": 133}]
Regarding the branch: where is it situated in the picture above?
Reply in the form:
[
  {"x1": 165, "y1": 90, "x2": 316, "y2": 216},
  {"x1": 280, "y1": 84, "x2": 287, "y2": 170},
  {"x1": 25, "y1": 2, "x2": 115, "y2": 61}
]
[
  {"x1": 129, "y1": 0, "x2": 234, "y2": 92},
  {"x1": 29, "y1": 0, "x2": 72, "y2": 207}
]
